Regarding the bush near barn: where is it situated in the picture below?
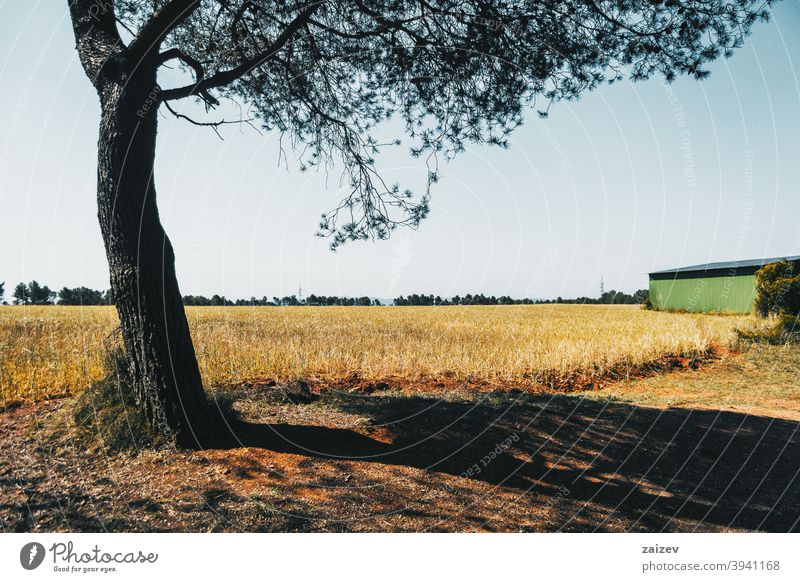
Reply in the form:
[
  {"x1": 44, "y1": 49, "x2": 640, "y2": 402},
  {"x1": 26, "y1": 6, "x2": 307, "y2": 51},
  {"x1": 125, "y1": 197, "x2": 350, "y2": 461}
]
[
  {"x1": 753, "y1": 260, "x2": 800, "y2": 340},
  {"x1": 754, "y1": 260, "x2": 800, "y2": 317}
]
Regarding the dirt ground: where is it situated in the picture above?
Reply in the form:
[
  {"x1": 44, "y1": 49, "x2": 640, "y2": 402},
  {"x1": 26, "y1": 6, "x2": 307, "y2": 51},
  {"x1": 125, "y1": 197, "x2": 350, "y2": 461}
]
[{"x1": 1, "y1": 342, "x2": 799, "y2": 532}]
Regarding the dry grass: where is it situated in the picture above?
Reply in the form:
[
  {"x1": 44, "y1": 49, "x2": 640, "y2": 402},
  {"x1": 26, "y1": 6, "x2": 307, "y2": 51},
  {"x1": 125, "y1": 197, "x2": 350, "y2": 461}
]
[
  {"x1": 0, "y1": 304, "x2": 766, "y2": 403},
  {"x1": 579, "y1": 340, "x2": 800, "y2": 420}
]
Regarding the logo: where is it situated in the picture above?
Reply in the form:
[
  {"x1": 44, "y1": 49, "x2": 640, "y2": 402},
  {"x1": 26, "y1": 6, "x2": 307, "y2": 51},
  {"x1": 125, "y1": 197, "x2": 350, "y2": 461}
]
[{"x1": 20, "y1": 542, "x2": 46, "y2": 570}]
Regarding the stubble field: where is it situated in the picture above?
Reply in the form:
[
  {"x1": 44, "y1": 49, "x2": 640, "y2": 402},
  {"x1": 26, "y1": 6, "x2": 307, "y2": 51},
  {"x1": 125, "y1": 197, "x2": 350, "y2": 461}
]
[{"x1": 0, "y1": 304, "x2": 763, "y2": 404}]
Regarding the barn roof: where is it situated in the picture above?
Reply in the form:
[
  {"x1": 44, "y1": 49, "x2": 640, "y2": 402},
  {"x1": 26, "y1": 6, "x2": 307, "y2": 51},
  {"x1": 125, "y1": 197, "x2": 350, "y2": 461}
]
[{"x1": 649, "y1": 255, "x2": 800, "y2": 276}]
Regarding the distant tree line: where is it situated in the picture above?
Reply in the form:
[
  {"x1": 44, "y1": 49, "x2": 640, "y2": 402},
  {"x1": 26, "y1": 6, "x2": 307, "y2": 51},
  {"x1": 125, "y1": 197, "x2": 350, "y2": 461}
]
[
  {"x1": 0, "y1": 280, "x2": 647, "y2": 307},
  {"x1": 13, "y1": 281, "x2": 57, "y2": 305},
  {"x1": 394, "y1": 289, "x2": 649, "y2": 306},
  {"x1": 58, "y1": 286, "x2": 110, "y2": 305},
  {"x1": 182, "y1": 294, "x2": 246, "y2": 306},
  {"x1": 182, "y1": 294, "x2": 381, "y2": 306},
  {"x1": 305, "y1": 294, "x2": 380, "y2": 306},
  {"x1": 394, "y1": 293, "x2": 533, "y2": 306},
  {"x1": 2, "y1": 281, "x2": 112, "y2": 305},
  {"x1": 537, "y1": 289, "x2": 650, "y2": 306}
]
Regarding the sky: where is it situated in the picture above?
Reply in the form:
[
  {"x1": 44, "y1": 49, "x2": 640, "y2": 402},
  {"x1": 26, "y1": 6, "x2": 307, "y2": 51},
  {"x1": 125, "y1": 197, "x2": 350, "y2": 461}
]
[{"x1": 1, "y1": 2, "x2": 799, "y2": 301}]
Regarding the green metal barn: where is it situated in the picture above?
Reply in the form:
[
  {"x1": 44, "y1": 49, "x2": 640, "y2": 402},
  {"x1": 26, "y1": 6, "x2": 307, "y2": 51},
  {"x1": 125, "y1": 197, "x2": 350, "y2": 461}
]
[{"x1": 648, "y1": 256, "x2": 800, "y2": 313}]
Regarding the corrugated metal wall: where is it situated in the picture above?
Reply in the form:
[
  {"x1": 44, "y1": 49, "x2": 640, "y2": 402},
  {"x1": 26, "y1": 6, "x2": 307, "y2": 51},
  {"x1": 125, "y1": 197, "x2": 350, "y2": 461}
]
[{"x1": 649, "y1": 274, "x2": 756, "y2": 313}]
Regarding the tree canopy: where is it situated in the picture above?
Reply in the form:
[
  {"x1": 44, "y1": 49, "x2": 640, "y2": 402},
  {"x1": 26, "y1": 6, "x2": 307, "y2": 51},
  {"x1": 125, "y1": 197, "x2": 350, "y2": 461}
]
[
  {"x1": 12, "y1": 281, "x2": 56, "y2": 305},
  {"x1": 105, "y1": 0, "x2": 771, "y2": 247},
  {"x1": 57, "y1": 286, "x2": 109, "y2": 305},
  {"x1": 754, "y1": 260, "x2": 800, "y2": 318}
]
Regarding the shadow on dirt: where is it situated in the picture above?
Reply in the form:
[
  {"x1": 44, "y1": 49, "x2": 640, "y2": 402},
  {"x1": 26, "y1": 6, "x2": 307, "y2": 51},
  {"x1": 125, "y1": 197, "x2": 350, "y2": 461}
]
[
  {"x1": 3, "y1": 391, "x2": 799, "y2": 532},
  {"x1": 211, "y1": 391, "x2": 800, "y2": 532}
]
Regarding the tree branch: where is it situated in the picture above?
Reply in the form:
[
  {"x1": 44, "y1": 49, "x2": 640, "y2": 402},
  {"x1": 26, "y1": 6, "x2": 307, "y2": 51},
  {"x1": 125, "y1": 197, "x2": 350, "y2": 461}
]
[
  {"x1": 159, "y1": 1, "x2": 322, "y2": 102},
  {"x1": 162, "y1": 99, "x2": 259, "y2": 140},
  {"x1": 128, "y1": 0, "x2": 201, "y2": 57},
  {"x1": 158, "y1": 47, "x2": 220, "y2": 106}
]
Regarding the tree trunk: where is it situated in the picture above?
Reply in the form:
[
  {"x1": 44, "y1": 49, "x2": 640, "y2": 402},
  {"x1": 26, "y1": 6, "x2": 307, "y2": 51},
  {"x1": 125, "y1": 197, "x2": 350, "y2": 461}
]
[{"x1": 96, "y1": 72, "x2": 219, "y2": 447}]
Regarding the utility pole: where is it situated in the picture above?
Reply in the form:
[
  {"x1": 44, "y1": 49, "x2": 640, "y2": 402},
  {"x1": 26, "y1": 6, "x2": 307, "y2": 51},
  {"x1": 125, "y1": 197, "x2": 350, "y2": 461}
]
[
  {"x1": 600, "y1": 276, "x2": 605, "y2": 296},
  {"x1": 297, "y1": 283, "x2": 303, "y2": 303}
]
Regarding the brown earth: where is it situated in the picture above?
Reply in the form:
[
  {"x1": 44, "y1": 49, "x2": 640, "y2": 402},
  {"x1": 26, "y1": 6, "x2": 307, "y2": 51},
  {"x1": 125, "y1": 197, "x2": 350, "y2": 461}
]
[{"x1": 1, "y1": 342, "x2": 798, "y2": 533}]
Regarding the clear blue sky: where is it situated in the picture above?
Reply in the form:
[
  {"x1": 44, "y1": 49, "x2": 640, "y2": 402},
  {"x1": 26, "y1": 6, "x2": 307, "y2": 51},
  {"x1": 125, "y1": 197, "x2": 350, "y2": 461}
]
[{"x1": 1, "y1": 2, "x2": 799, "y2": 300}]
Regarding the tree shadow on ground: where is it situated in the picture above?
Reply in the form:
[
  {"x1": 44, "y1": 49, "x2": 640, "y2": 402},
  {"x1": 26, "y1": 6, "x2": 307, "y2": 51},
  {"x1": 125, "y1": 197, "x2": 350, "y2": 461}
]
[{"x1": 212, "y1": 391, "x2": 800, "y2": 532}]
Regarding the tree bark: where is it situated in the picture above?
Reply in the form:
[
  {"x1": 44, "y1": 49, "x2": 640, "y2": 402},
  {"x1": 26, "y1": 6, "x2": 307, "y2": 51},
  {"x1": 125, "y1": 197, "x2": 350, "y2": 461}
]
[{"x1": 95, "y1": 70, "x2": 219, "y2": 447}]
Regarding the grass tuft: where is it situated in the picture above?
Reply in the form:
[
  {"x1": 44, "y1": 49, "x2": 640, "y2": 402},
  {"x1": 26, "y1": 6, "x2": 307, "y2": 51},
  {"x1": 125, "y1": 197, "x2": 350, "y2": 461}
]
[
  {"x1": 737, "y1": 315, "x2": 800, "y2": 345},
  {"x1": 71, "y1": 349, "x2": 174, "y2": 453}
]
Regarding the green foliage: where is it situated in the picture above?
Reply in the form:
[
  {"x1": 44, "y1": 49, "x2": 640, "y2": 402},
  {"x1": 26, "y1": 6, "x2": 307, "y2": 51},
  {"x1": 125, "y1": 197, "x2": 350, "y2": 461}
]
[
  {"x1": 12, "y1": 280, "x2": 56, "y2": 305},
  {"x1": 58, "y1": 286, "x2": 108, "y2": 305},
  {"x1": 633, "y1": 289, "x2": 650, "y2": 305},
  {"x1": 738, "y1": 261, "x2": 800, "y2": 344},
  {"x1": 10, "y1": 282, "x2": 108, "y2": 305},
  {"x1": 12, "y1": 282, "x2": 25, "y2": 304},
  {"x1": 183, "y1": 293, "x2": 383, "y2": 306},
  {"x1": 185, "y1": 294, "x2": 239, "y2": 306},
  {"x1": 754, "y1": 260, "x2": 800, "y2": 317},
  {"x1": 305, "y1": 295, "x2": 377, "y2": 306},
  {"x1": 394, "y1": 290, "x2": 650, "y2": 306}
]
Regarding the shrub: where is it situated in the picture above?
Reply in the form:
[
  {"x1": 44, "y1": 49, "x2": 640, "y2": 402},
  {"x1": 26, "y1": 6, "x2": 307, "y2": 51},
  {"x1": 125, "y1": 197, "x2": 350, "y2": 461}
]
[{"x1": 754, "y1": 260, "x2": 800, "y2": 317}]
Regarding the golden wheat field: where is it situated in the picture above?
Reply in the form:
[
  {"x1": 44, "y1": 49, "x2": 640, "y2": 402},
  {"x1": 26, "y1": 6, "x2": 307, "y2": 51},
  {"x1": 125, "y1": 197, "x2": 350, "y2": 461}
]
[{"x1": 0, "y1": 304, "x2": 764, "y2": 403}]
